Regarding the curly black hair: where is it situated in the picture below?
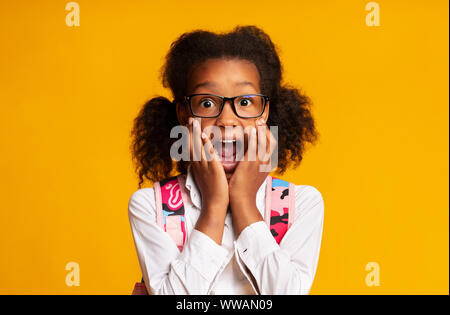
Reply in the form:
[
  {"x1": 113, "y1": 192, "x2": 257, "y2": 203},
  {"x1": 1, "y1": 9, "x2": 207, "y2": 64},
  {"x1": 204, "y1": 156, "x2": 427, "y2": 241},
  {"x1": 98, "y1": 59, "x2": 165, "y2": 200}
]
[{"x1": 131, "y1": 25, "x2": 319, "y2": 187}]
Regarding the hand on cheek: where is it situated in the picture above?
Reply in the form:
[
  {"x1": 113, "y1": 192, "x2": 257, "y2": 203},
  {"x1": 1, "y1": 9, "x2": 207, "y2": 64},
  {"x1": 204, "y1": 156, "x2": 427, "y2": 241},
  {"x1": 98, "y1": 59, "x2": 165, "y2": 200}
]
[
  {"x1": 229, "y1": 118, "x2": 276, "y2": 207},
  {"x1": 188, "y1": 117, "x2": 229, "y2": 210},
  {"x1": 227, "y1": 119, "x2": 278, "y2": 236}
]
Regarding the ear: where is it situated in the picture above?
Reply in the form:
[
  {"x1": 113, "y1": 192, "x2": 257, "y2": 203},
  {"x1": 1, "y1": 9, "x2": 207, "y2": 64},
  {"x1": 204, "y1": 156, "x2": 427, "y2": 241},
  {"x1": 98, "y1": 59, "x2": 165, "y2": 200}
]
[{"x1": 176, "y1": 101, "x2": 189, "y2": 125}]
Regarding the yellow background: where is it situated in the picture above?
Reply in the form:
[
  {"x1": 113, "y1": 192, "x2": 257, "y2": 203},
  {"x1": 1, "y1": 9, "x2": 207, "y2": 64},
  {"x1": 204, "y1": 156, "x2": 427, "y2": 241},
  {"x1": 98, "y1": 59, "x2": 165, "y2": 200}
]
[{"x1": 0, "y1": 0, "x2": 448, "y2": 294}]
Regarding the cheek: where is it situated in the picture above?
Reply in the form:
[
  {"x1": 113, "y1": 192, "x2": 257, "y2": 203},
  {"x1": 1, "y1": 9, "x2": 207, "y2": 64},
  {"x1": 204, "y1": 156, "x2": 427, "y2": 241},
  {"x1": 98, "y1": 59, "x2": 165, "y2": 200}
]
[
  {"x1": 200, "y1": 119, "x2": 215, "y2": 131},
  {"x1": 243, "y1": 120, "x2": 258, "y2": 128}
]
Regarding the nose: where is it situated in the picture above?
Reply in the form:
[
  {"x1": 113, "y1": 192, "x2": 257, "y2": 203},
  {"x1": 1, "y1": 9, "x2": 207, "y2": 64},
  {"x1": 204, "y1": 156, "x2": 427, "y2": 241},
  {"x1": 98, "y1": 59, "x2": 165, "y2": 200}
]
[{"x1": 216, "y1": 100, "x2": 239, "y2": 128}]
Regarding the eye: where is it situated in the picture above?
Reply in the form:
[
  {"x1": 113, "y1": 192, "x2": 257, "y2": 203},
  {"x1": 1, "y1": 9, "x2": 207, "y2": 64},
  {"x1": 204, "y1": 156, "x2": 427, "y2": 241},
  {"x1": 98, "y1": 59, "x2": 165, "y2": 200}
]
[
  {"x1": 238, "y1": 98, "x2": 253, "y2": 107},
  {"x1": 200, "y1": 98, "x2": 217, "y2": 108}
]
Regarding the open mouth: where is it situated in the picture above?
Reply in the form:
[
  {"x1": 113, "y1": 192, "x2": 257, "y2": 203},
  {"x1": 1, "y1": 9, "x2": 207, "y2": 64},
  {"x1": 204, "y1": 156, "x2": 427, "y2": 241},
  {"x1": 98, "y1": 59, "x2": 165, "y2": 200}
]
[
  {"x1": 220, "y1": 139, "x2": 237, "y2": 161},
  {"x1": 211, "y1": 138, "x2": 244, "y2": 172}
]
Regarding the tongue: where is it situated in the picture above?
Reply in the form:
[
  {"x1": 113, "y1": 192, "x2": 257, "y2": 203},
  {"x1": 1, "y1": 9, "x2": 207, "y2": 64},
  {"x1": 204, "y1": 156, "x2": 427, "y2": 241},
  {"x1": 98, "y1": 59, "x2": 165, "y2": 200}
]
[{"x1": 222, "y1": 143, "x2": 236, "y2": 160}]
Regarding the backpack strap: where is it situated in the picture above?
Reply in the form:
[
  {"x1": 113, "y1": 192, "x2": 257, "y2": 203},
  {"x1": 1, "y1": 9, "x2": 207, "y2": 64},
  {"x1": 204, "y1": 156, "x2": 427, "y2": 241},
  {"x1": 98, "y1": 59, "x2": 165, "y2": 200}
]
[
  {"x1": 132, "y1": 175, "x2": 189, "y2": 295},
  {"x1": 264, "y1": 175, "x2": 296, "y2": 244},
  {"x1": 154, "y1": 175, "x2": 187, "y2": 252}
]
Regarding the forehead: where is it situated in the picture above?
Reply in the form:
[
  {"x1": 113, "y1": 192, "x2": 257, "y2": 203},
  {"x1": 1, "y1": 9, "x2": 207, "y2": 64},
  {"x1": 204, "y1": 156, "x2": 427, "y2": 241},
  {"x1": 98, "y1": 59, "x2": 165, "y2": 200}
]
[{"x1": 186, "y1": 58, "x2": 261, "y2": 94}]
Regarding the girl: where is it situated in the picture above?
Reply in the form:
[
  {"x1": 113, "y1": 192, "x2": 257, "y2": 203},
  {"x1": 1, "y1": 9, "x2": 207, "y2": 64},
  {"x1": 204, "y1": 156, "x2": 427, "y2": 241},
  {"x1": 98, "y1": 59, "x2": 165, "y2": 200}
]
[{"x1": 128, "y1": 25, "x2": 324, "y2": 295}]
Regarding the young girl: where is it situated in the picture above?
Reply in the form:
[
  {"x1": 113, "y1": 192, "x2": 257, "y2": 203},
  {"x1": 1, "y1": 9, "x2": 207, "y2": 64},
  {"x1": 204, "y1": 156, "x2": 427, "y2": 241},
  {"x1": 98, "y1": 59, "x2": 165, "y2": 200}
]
[{"x1": 128, "y1": 25, "x2": 324, "y2": 295}]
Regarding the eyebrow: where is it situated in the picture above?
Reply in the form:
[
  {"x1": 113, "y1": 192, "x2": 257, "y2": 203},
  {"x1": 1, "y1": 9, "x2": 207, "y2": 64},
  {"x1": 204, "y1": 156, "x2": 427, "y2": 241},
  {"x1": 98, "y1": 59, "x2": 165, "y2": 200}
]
[{"x1": 192, "y1": 81, "x2": 257, "y2": 91}]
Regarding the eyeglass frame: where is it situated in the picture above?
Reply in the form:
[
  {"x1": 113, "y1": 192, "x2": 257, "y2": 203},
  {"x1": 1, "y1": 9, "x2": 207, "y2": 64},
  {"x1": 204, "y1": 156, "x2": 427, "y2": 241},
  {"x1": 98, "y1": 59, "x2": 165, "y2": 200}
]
[{"x1": 184, "y1": 93, "x2": 270, "y2": 118}]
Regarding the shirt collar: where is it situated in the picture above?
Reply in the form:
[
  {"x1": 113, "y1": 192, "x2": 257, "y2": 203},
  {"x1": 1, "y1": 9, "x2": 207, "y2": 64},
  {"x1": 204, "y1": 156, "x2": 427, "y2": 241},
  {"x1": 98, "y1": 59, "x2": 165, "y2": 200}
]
[
  {"x1": 184, "y1": 164, "x2": 267, "y2": 217},
  {"x1": 184, "y1": 164, "x2": 202, "y2": 210}
]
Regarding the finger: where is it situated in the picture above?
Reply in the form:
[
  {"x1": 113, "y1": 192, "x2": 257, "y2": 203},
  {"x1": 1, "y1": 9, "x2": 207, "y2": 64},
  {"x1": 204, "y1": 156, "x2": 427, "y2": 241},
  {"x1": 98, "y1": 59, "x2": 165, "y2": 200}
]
[
  {"x1": 256, "y1": 120, "x2": 276, "y2": 160},
  {"x1": 255, "y1": 125, "x2": 271, "y2": 173},
  {"x1": 192, "y1": 118, "x2": 203, "y2": 162},
  {"x1": 262, "y1": 124, "x2": 272, "y2": 157},
  {"x1": 201, "y1": 131, "x2": 220, "y2": 162},
  {"x1": 257, "y1": 125, "x2": 268, "y2": 162},
  {"x1": 256, "y1": 119, "x2": 274, "y2": 173},
  {"x1": 255, "y1": 118, "x2": 266, "y2": 160},
  {"x1": 199, "y1": 132, "x2": 208, "y2": 164},
  {"x1": 267, "y1": 126, "x2": 277, "y2": 156},
  {"x1": 187, "y1": 117, "x2": 195, "y2": 163},
  {"x1": 247, "y1": 126, "x2": 257, "y2": 163}
]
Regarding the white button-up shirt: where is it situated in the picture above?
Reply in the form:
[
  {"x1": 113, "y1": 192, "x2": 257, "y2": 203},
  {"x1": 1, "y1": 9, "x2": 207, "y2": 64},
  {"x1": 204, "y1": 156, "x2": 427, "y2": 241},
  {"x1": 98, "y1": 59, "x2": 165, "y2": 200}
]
[{"x1": 128, "y1": 166, "x2": 324, "y2": 295}]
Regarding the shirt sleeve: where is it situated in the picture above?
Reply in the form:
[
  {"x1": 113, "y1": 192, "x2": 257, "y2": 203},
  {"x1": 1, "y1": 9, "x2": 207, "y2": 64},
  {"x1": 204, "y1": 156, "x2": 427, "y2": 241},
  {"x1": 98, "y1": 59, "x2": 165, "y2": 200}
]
[
  {"x1": 128, "y1": 188, "x2": 230, "y2": 295},
  {"x1": 234, "y1": 185, "x2": 325, "y2": 295}
]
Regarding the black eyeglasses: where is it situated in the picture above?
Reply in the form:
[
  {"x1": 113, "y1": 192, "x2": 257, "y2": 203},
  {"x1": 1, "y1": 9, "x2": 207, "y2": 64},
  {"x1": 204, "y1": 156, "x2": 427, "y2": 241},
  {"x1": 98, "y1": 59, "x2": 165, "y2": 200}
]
[{"x1": 184, "y1": 93, "x2": 269, "y2": 118}]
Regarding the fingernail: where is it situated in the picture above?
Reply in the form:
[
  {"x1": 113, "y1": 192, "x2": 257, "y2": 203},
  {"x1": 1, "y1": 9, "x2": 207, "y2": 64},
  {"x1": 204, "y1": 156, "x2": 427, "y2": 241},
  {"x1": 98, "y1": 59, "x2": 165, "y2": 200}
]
[{"x1": 188, "y1": 117, "x2": 193, "y2": 125}]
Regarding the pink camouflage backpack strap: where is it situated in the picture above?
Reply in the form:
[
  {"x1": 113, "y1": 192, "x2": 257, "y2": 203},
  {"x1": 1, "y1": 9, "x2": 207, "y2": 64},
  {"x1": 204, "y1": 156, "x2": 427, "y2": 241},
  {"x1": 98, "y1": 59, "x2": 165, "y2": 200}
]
[
  {"x1": 153, "y1": 175, "x2": 188, "y2": 251},
  {"x1": 264, "y1": 175, "x2": 296, "y2": 244},
  {"x1": 132, "y1": 175, "x2": 188, "y2": 295}
]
